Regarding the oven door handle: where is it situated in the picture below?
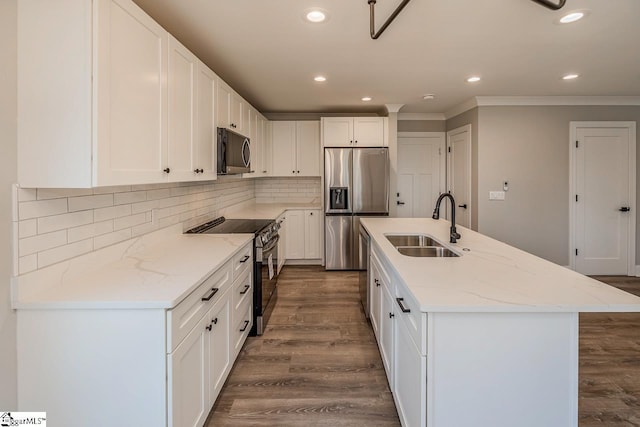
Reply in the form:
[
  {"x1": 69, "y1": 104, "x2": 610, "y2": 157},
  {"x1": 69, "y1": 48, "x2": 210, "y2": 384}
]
[{"x1": 262, "y1": 234, "x2": 280, "y2": 253}]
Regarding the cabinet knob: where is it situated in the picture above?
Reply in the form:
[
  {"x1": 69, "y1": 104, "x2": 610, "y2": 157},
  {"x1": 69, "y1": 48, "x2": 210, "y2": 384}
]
[
  {"x1": 355, "y1": 140, "x2": 358, "y2": 144},
  {"x1": 163, "y1": 167, "x2": 171, "y2": 173},
  {"x1": 292, "y1": 170, "x2": 295, "y2": 174},
  {"x1": 297, "y1": 170, "x2": 300, "y2": 174},
  {"x1": 309, "y1": 212, "x2": 313, "y2": 216}
]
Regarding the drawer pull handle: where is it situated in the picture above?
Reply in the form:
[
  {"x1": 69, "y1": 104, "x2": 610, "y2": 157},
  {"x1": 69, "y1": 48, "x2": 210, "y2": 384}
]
[
  {"x1": 240, "y1": 284, "x2": 251, "y2": 295},
  {"x1": 239, "y1": 320, "x2": 250, "y2": 332},
  {"x1": 374, "y1": 278, "x2": 381, "y2": 287},
  {"x1": 396, "y1": 297, "x2": 411, "y2": 313},
  {"x1": 212, "y1": 318, "x2": 218, "y2": 325},
  {"x1": 239, "y1": 255, "x2": 250, "y2": 263},
  {"x1": 201, "y1": 287, "x2": 219, "y2": 301},
  {"x1": 389, "y1": 312, "x2": 395, "y2": 319},
  {"x1": 206, "y1": 324, "x2": 212, "y2": 331}
]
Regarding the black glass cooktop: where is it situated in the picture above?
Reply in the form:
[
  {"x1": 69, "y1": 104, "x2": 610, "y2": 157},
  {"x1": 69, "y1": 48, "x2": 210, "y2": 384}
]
[{"x1": 186, "y1": 217, "x2": 273, "y2": 235}]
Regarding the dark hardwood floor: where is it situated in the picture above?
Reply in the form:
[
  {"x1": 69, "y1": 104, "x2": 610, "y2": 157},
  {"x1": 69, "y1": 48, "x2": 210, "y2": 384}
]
[{"x1": 207, "y1": 268, "x2": 640, "y2": 426}]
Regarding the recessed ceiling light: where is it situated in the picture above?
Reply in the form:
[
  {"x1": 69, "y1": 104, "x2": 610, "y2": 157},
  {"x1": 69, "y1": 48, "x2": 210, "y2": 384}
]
[
  {"x1": 314, "y1": 76, "x2": 327, "y2": 82},
  {"x1": 466, "y1": 76, "x2": 481, "y2": 83},
  {"x1": 562, "y1": 73, "x2": 579, "y2": 80},
  {"x1": 304, "y1": 9, "x2": 328, "y2": 23},
  {"x1": 559, "y1": 12, "x2": 584, "y2": 24},
  {"x1": 423, "y1": 94, "x2": 435, "y2": 100},
  {"x1": 361, "y1": 97, "x2": 372, "y2": 102}
]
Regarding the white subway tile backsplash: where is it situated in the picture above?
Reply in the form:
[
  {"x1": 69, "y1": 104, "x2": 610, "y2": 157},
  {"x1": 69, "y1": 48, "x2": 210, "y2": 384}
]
[
  {"x1": 37, "y1": 188, "x2": 92, "y2": 200},
  {"x1": 68, "y1": 220, "x2": 114, "y2": 243},
  {"x1": 19, "y1": 254, "x2": 38, "y2": 275},
  {"x1": 14, "y1": 177, "x2": 257, "y2": 274},
  {"x1": 68, "y1": 194, "x2": 114, "y2": 212},
  {"x1": 19, "y1": 230, "x2": 67, "y2": 256},
  {"x1": 19, "y1": 198, "x2": 68, "y2": 220},
  {"x1": 37, "y1": 210, "x2": 93, "y2": 234},
  {"x1": 94, "y1": 204, "x2": 132, "y2": 222},
  {"x1": 114, "y1": 191, "x2": 146, "y2": 205},
  {"x1": 113, "y1": 213, "x2": 147, "y2": 230},
  {"x1": 19, "y1": 219, "x2": 37, "y2": 238},
  {"x1": 38, "y1": 238, "x2": 93, "y2": 269},
  {"x1": 94, "y1": 229, "x2": 132, "y2": 250}
]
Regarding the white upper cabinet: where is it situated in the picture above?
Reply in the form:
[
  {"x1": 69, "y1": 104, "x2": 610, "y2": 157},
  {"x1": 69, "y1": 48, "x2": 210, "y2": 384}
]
[
  {"x1": 322, "y1": 117, "x2": 387, "y2": 147},
  {"x1": 18, "y1": 0, "x2": 262, "y2": 187},
  {"x1": 167, "y1": 35, "x2": 197, "y2": 182},
  {"x1": 217, "y1": 79, "x2": 245, "y2": 136},
  {"x1": 195, "y1": 62, "x2": 217, "y2": 180},
  {"x1": 271, "y1": 121, "x2": 320, "y2": 177},
  {"x1": 19, "y1": 0, "x2": 169, "y2": 187}
]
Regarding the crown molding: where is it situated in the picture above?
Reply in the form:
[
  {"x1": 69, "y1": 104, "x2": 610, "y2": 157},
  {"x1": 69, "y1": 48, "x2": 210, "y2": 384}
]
[
  {"x1": 385, "y1": 104, "x2": 405, "y2": 114},
  {"x1": 398, "y1": 113, "x2": 446, "y2": 121},
  {"x1": 444, "y1": 96, "x2": 640, "y2": 120}
]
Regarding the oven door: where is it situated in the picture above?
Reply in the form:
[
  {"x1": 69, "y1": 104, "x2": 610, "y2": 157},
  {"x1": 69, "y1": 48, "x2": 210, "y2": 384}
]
[{"x1": 256, "y1": 235, "x2": 279, "y2": 335}]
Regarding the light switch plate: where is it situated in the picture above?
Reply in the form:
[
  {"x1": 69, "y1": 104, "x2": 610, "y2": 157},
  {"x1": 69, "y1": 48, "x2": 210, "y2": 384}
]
[{"x1": 489, "y1": 191, "x2": 506, "y2": 201}]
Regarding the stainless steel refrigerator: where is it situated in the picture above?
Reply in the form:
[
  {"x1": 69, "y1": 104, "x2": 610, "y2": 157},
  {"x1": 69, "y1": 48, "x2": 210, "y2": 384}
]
[{"x1": 325, "y1": 147, "x2": 389, "y2": 270}]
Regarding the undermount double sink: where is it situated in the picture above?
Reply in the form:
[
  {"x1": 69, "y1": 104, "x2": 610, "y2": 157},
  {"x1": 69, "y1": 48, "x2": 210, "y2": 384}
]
[{"x1": 385, "y1": 234, "x2": 460, "y2": 257}]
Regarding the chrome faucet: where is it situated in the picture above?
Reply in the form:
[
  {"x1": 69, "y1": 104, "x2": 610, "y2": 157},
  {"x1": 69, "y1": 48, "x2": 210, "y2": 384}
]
[{"x1": 432, "y1": 193, "x2": 461, "y2": 243}]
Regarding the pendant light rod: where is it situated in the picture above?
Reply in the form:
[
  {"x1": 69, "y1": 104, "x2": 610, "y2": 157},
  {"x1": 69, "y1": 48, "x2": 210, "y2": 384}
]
[
  {"x1": 530, "y1": 0, "x2": 567, "y2": 10},
  {"x1": 368, "y1": 0, "x2": 412, "y2": 40}
]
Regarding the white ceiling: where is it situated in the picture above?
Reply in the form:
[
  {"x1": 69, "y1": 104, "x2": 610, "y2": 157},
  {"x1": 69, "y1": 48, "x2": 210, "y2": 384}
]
[{"x1": 132, "y1": 0, "x2": 640, "y2": 116}]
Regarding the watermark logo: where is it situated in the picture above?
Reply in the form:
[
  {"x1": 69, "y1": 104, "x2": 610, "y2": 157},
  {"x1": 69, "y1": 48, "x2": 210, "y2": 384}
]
[{"x1": 0, "y1": 412, "x2": 46, "y2": 426}]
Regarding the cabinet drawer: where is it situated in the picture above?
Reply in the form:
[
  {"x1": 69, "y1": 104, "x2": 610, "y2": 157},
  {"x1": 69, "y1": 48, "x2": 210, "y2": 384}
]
[
  {"x1": 232, "y1": 242, "x2": 253, "y2": 280},
  {"x1": 395, "y1": 280, "x2": 427, "y2": 355},
  {"x1": 232, "y1": 267, "x2": 252, "y2": 318},
  {"x1": 166, "y1": 261, "x2": 232, "y2": 352},
  {"x1": 232, "y1": 297, "x2": 252, "y2": 356}
]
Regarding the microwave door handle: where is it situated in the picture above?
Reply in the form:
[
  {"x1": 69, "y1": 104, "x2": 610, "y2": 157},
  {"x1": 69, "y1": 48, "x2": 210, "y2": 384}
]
[{"x1": 242, "y1": 139, "x2": 250, "y2": 167}]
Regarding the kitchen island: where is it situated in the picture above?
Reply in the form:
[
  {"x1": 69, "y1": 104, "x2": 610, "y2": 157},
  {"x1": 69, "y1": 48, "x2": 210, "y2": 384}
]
[{"x1": 360, "y1": 217, "x2": 640, "y2": 427}]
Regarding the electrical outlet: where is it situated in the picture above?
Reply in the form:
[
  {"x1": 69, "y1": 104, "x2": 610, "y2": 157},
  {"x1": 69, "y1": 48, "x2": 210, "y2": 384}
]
[{"x1": 489, "y1": 191, "x2": 506, "y2": 201}]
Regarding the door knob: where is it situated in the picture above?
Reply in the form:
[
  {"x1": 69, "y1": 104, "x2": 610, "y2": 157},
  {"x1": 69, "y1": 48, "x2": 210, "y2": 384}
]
[
  {"x1": 397, "y1": 201, "x2": 405, "y2": 205},
  {"x1": 458, "y1": 204, "x2": 468, "y2": 209},
  {"x1": 620, "y1": 207, "x2": 631, "y2": 212}
]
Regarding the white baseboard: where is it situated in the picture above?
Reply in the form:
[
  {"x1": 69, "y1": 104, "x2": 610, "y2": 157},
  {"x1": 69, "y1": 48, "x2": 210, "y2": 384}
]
[
  {"x1": 635, "y1": 265, "x2": 640, "y2": 277},
  {"x1": 284, "y1": 259, "x2": 322, "y2": 266}
]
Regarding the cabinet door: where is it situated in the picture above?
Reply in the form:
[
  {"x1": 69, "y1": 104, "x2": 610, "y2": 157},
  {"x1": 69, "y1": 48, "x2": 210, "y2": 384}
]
[
  {"x1": 304, "y1": 210, "x2": 322, "y2": 259},
  {"x1": 230, "y1": 92, "x2": 243, "y2": 134},
  {"x1": 262, "y1": 120, "x2": 273, "y2": 176},
  {"x1": 208, "y1": 294, "x2": 231, "y2": 406},
  {"x1": 271, "y1": 121, "x2": 296, "y2": 176},
  {"x1": 277, "y1": 214, "x2": 287, "y2": 272},
  {"x1": 322, "y1": 117, "x2": 353, "y2": 147},
  {"x1": 354, "y1": 117, "x2": 385, "y2": 147},
  {"x1": 195, "y1": 62, "x2": 217, "y2": 180},
  {"x1": 96, "y1": 0, "x2": 168, "y2": 185},
  {"x1": 285, "y1": 210, "x2": 305, "y2": 259},
  {"x1": 243, "y1": 108, "x2": 259, "y2": 178},
  {"x1": 380, "y1": 280, "x2": 395, "y2": 388},
  {"x1": 394, "y1": 314, "x2": 427, "y2": 427},
  {"x1": 168, "y1": 313, "x2": 210, "y2": 427},
  {"x1": 296, "y1": 121, "x2": 321, "y2": 176},
  {"x1": 167, "y1": 35, "x2": 197, "y2": 182},
  {"x1": 217, "y1": 79, "x2": 232, "y2": 130},
  {"x1": 370, "y1": 259, "x2": 382, "y2": 339}
]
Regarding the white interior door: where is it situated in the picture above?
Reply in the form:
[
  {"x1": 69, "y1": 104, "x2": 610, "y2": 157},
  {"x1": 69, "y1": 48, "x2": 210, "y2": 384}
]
[
  {"x1": 447, "y1": 125, "x2": 472, "y2": 228},
  {"x1": 571, "y1": 122, "x2": 636, "y2": 275},
  {"x1": 396, "y1": 133, "x2": 445, "y2": 218}
]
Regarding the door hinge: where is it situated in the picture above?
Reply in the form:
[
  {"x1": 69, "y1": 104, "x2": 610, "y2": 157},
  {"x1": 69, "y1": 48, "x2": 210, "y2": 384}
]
[
  {"x1": 575, "y1": 140, "x2": 579, "y2": 148},
  {"x1": 575, "y1": 194, "x2": 579, "y2": 202},
  {"x1": 575, "y1": 249, "x2": 578, "y2": 256}
]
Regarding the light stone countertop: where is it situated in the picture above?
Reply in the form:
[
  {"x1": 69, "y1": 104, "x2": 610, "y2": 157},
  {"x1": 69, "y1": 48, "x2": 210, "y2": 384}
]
[
  {"x1": 13, "y1": 231, "x2": 254, "y2": 310},
  {"x1": 225, "y1": 202, "x2": 322, "y2": 220},
  {"x1": 360, "y1": 217, "x2": 640, "y2": 313}
]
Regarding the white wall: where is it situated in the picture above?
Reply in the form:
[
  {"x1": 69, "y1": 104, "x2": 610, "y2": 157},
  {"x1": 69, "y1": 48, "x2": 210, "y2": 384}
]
[
  {"x1": 477, "y1": 106, "x2": 640, "y2": 266},
  {"x1": 0, "y1": 0, "x2": 18, "y2": 408}
]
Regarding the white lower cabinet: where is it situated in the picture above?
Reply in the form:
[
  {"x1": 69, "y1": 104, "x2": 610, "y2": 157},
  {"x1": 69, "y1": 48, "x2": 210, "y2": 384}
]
[
  {"x1": 371, "y1": 245, "x2": 427, "y2": 427},
  {"x1": 277, "y1": 213, "x2": 287, "y2": 273},
  {"x1": 285, "y1": 209, "x2": 322, "y2": 261},
  {"x1": 17, "y1": 241, "x2": 253, "y2": 427}
]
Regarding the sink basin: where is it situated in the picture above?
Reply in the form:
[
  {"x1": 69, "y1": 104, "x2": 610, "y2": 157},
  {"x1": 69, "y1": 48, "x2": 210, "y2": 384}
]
[
  {"x1": 386, "y1": 234, "x2": 443, "y2": 248},
  {"x1": 397, "y1": 246, "x2": 459, "y2": 257}
]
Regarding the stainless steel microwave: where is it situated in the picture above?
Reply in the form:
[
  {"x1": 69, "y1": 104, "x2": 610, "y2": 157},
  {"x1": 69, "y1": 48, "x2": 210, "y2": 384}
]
[{"x1": 217, "y1": 127, "x2": 251, "y2": 174}]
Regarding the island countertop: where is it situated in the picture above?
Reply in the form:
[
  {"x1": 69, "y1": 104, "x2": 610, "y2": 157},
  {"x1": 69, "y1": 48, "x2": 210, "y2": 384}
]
[{"x1": 360, "y1": 217, "x2": 640, "y2": 313}]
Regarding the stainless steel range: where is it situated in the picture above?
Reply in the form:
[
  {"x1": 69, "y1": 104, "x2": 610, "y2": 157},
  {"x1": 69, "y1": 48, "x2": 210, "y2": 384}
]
[{"x1": 186, "y1": 217, "x2": 279, "y2": 335}]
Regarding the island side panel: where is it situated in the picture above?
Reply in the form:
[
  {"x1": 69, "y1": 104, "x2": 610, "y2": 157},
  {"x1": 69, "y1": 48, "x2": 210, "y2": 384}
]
[
  {"x1": 428, "y1": 312, "x2": 578, "y2": 427},
  {"x1": 17, "y1": 309, "x2": 167, "y2": 427}
]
